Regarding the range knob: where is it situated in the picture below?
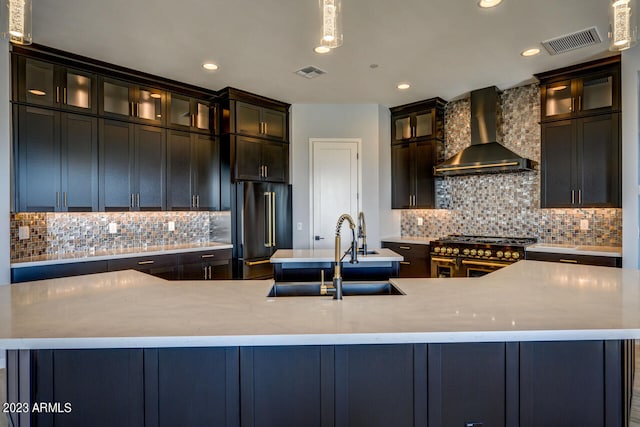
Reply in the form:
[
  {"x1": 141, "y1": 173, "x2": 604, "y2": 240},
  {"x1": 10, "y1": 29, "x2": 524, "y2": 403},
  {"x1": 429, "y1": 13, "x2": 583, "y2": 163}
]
[
  {"x1": 497, "y1": 251, "x2": 504, "y2": 258},
  {"x1": 434, "y1": 247, "x2": 440, "y2": 253},
  {"x1": 512, "y1": 252, "x2": 520, "y2": 259},
  {"x1": 463, "y1": 248, "x2": 470, "y2": 255},
  {"x1": 484, "y1": 250, "x2": 492, "y2": 257},
  {"x1": 446, "y1": 247, "x2": 452, "y2": 254},
  {"x1": 477, "y1": 249, "x2": 484, "y2": 256},
  {"x1": 470, "y1": 249, "x2": 477, "y2": 256},
  {"x1": 453, "y1": 248, "x2": 459, "y2": 255},
  {"x1": 504, "y1": 251, "x2": 512, "y2": 259}
]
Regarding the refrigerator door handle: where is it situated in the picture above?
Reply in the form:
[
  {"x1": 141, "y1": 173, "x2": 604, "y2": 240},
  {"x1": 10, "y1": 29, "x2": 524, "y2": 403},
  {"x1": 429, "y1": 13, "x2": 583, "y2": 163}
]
[
  {"x1": 264, "y1": 192, "x2": 272, "y2": 247},
  {"x1": 271, "y1": 192, "x2": 276, "y2": 247}
]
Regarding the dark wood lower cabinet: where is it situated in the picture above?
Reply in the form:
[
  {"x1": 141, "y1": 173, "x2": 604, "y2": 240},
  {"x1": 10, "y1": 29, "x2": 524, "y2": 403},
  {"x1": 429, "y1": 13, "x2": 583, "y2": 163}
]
[
  {"x1": 381, "y1": 241, "x2": 430, "y2": 277},
  {"x1": 525, "y1": 251, "x2": 622, "y2": 267},
  {"x1": 8, "y1": 341, "x2": 633, "y2": 427}
]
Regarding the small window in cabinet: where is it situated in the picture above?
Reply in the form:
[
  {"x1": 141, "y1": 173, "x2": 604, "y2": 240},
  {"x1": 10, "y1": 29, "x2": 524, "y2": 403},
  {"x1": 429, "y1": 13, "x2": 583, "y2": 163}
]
[
  {"x1": 545, "y1": 83, "x2": 572, "y2": 117},
  {"x1": 66, "y1": 72, "x2": 91, "y2": 109},
  {"x1": 138, "y1": 89, "x2": 162, "y2": 120},
  {"x1": 103, "y1": 81, "x2": 130, "y2": 115},
  {"x1": 582, "y1": 76, "x2": 612, "y2": 111},
  {"x1": 171, "y1": 96, "x2": 191, "y2": 127}
]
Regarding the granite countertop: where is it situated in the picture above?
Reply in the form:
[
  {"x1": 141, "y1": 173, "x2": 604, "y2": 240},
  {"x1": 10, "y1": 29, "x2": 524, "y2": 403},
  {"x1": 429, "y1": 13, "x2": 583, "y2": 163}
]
[
  {"x1": 1, "y1": 260, "x2": 639, "y2": 349},
  {"x1": 381, "y1": 236, "x2": 438, "y2": 245},
  {"x1": 270, "y1": 248, "x2": 403, "y2": 263},
  {"x1": 10, "y1": 242, "x2": 234, "y2": 268},
  {"x1": 526, "y1": 243, "x2": 622, "y2": 257}
]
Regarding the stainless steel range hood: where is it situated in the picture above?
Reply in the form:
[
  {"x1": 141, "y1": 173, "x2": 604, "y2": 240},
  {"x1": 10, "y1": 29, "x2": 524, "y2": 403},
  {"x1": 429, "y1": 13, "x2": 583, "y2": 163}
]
[{"x1": 434, "y1": 86, "x2": 535, "y2": 176}]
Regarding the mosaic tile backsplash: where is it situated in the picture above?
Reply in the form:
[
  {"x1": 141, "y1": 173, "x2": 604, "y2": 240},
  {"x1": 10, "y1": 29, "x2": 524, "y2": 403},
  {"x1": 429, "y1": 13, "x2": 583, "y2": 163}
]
[
  {"x1": 10, "y1": 211, "x2": 231, "y2": 260},
  {"x1": 401, "y1": 84, "x2": 622, "y2": 246}
]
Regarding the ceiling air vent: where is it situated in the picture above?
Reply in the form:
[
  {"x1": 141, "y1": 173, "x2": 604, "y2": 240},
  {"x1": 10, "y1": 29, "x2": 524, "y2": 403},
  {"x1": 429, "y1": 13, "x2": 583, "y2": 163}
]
[
  {"x1": 542, "y1": 27, "x2": 602, "y2": 55},
  {"x1": 295, "y1": 66, "x2": 327, "y2": 79}
]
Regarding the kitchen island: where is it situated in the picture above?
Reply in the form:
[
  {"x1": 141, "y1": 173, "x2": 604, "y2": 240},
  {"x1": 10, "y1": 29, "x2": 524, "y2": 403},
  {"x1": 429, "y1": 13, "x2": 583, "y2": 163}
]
[{"x1": 1, "y1": 261, "x2": 639, "y2": 426}]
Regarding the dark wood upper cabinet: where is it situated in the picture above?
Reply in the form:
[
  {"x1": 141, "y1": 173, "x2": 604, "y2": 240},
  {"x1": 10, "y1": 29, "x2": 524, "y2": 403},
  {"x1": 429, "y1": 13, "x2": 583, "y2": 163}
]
[
  {"x1": 168, "y1": 93, "x2": 215, "y2": 134},
  {"x1": 99, "y1": 77, "x2": 165, "y2": 126},
  {"x1": 537, "y1": 55, "x2": 620, "y2": 122},
  {"x1": 14, "y1": 55, "x2": 97, "y2": 114},
  {"x1": 538, "y1": 56, "x2": 621, "y2": 209},
  {"x1": 232, "y1": 135, "x2": 288, "y2": 183},
  {"x1": 167, "y1": 130, "x2": 220, "y2": 211},
  {"x1": 390, "y1": 97, "x2": 445, "y2": 144},
  {"x1": 14, "y1": 105, "x2": 98, "y2": 212},
  {"x1": 391, "y1": 140, "x2": 443, "y2": 209}
]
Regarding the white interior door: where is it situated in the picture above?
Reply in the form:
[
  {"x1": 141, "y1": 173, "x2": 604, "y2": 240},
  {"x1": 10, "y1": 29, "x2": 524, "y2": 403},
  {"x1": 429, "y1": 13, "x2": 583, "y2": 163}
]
[{"x1": 311, "y1": 139, "x2": 359, "y2": 250}]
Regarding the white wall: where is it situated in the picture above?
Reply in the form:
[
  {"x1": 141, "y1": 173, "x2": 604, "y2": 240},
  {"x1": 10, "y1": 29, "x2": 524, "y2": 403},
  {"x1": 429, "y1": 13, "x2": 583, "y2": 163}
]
[
  {"x1": 290, "y1": 104, "x2": 400, "y2": 249},
  {"x1": 1, "y1": 41, "x2": 10, "y2": 285},
  {"x1": 377, "y1": 104, "x2": 400, "y2": 238},
  {"x1": 622, "y1": 45, "x2": 640, "y2": 269}
]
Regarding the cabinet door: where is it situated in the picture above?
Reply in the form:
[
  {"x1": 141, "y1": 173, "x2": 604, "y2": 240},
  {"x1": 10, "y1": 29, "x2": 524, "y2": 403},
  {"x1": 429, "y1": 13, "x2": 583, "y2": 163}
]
[
  {"x1": 577, "y1": 114, "x2": 620, "y2": 207},
  {"x1": 195, "y1": 101, "x2": 212, "y2": 132},
  {"x1": 135, "y1": 86, "x2": 164, "y2": 125},
  {"x1": 428, "y1": 343, "x2": 509, "y2": 427},
  {"x1": 262, "y1": 108, "x2": 286, "y2": 141},
  {"x1": 135, "y1": 125, "x2": 166, "y2": 210},
  {"x1": 392, "y1": 113, "x2": 413, "y2": 143},
  {"x1": 146, "y1": 348, "x2": 239, "y2": 427},
  {"x1": 414, "y1": 110, "x2": 433, "y2": 138},
  {"x1": 99, "y1": 119, "x2": 134, "y2": 211},
  {"x1": 194, "y1": 134, "x2": 220, "y2": 210},
  {"x1": 261, "y1": 141, "x2": 287, "y2": 183},
  {"x1": 107, "y1": 254, "x2": 178, "y2": 279},
  {"x1": 100, "y1": 77, "x2": 133, "y2": 118},
  {"x1": 414, "y1": 141, "x2": 436, "y2": 208},
  {"x1": 168, "y1": 93, "x2": 192, "y2": 129},
  {"x1": 577, "y1": 70, "x2": 618, "y2": 116},
  {"x1": 540, "y1": 120, "x2": 576, "y2": 208},
  {"x1": 17, "y1": 57, "x2": 57, "y2": 107},
  {"x1": 33, "y1": 349, "x2": 144, "y2": 427},
  {"x1": 391, "y1": 144, "x2": 413, "y2": 208},
  {"x1": 60, "y1": 113, "x2": 98, "y2": 211},
  {"x1": 62, "y1": 68, "x2": 96, "y2": 113},
  {"x1": 235, "y1": 101, "x2": 262, "y2": 136},
  {"x1": 16, "y1": 105, "x2": 61, "y2": 212},
  {"x1": 166, "y1": 130, "x2": 194, "y2": 210},
  {"x1": 541, "y1": 79, "x2": 573, "y2": 120},
  {"x1": 235, "y1": 136, "x2": 263, "y2": 181}
]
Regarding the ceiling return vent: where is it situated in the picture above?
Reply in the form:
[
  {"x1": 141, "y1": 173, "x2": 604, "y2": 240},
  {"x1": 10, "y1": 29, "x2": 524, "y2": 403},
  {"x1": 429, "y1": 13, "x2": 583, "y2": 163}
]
[
  {"x1": 295, "y1": 66, "x2": 327, "y2": 79},
  {"x1": 542, "y1": 27, "x2": 602, "y2": 55}
]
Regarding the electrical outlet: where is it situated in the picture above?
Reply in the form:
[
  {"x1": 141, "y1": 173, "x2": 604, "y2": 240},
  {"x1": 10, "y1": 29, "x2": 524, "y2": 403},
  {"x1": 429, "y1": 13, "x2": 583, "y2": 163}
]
[
  {"x1": 108, "y1": 222, "x2": 118, "y2": 234},
  {"x1": 168, "y1": 221, "x2": 175, "y2": 232},
  {"x1": 417, "y1": 217, "x2": 424, "y2": 226},
  {"x1": 18, "y1": 226, "x2": 30, "y2": 240},
  {"x1": 580, "y1": 219, "x2": 589, "y2": 231},
  {"x1": 296, "y1": 222, "x2": 303, "y2": 231}
]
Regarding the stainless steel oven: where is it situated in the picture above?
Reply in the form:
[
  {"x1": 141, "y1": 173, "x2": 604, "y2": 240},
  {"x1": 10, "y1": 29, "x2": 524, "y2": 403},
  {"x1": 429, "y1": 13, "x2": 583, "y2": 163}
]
[{"x1": 430, "y1": 235, "x2": 536, "y2": 278}]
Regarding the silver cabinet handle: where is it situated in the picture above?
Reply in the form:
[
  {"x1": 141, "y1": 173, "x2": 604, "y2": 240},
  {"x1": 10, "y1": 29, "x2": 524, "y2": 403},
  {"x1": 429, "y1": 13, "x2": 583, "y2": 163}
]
[
  {"x1": 131, "y1": 193, "x2": 135, "y2": 208},
  {"x1": 201, "y1": 254, "x2": 215, "y2": 259},
  {"x1": 63, "y1": 87, "x2": 67, "y2": 104},
  {"x1": 56, "y1": 87, "x2": 60, "y2": 103},
  {"x1": 264, "y1": 122, "x2": 268, "y2": 135},
  {"x1": 203, "y1": 267, "x2": 207, "y2": 279},
  {"x1": 137, "y1": 193, "x2": 140, "y2": 208},
  {"x1": 208, "y1": 266, "x2": 212, "y2": 279},
  {"x1": 399, "y1": 246, "x2": 411, "y2": 250},
  {"x1": 137, "y1": 260, "x2": 154, "y2": 265},
  {"x1": 264, "y1": 165, "x2": 268, "y2": 178},
  {"x1": 63, "y1": 192, "x2": 67, "y2": 208},
  {"x1": 56, "y1": 192, "x2": 60, "y2": 208},
  {"x1": 264, "y1": 192, "x2": 272, "y2": 247},
  {"x1": 192, "y1": 195, "x2": 196, "y2": 208},
  {"x1": 571, "y1": 190, "x2": 575, "y2": 205},
  {"x1": 400, "y1": 261, "x2": 411, "y2": 265},
  {"x1": 271, "y1": 192, "x2": 276, "y2": 246},
  {"x1": 259, "y1": 165, "x2": 263, "y2": 178},
  {"x1": 578, "y1": 189, "x2": 582, "y2": 205},
  {"x1": 196, "y1": 195, "x2": 200, "y2": 208},
  {"x1": 559, "y1": 259, "x2": 578, "y2": 264},
  {"x1": 578, "y1": 95, "x2": 582, "y2": 112}
]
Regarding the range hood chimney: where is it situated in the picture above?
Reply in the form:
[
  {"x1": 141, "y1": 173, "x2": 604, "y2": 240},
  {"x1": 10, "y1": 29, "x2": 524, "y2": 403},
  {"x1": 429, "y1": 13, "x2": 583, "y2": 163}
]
[{"x1": 434, "y1": 86, "x2": 535, "y2": 176}]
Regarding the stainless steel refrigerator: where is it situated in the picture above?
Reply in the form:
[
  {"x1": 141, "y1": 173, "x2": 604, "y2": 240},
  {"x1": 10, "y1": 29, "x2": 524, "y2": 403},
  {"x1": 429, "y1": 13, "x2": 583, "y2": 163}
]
[{"x1": 232, "y1": 181, "x2": 292, "y2": 279}]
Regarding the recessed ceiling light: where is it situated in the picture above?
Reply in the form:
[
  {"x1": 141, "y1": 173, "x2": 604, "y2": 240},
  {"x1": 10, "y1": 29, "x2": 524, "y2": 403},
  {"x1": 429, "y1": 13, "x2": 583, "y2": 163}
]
[
  {"x1": 314, "y1": 46, "x2": 331, "y2": 54},
  {"x1": 521, "y1": 48, "x2": 541, "y2": 57},
  {"x1": 397, "y1": 83, "x2": 411, "y2": 90},
  {"x1": 202, "y1": 63, "x2": 219, "y2": 71},
  {"x1": 28, "y1": 89, "x2": 46, "y2": 96},
  {"x1": 478, "y1": 0, "x2": 503, "y2": 8}
]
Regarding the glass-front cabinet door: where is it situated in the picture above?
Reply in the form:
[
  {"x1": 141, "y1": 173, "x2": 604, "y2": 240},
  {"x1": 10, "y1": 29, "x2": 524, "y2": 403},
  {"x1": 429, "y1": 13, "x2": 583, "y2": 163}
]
[
  {"x1": 578, "y1": 72, "x2": 615, "y2": 114},
  {"x1": 414, "y1": 110, "x2": 433, "y2": 138},
  {"x1": 100, "y1": 77, "x2": 164, "y2": 125},
  {"x1": 542, "y1": 80, "x2": 573, "y2": 119},
  {"x1": 393, "y1": 114, "x2": 412, "y2": 143},
  {"x1": 168, "y1": 94, "x2": 212, "y2": 132},
  {"x1": 16, "y1": 57, "x2": 96, "y2": 113},
  {"x1": 136, "y1": 86, "x2": 163, "y2": 124},
  {"x1": 101, "y1": 78, "x2": 132, "y2": 117}
]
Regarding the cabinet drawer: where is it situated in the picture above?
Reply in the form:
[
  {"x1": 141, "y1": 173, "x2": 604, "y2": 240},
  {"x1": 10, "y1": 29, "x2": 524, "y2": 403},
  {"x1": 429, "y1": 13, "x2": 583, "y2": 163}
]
[
  {"x1": 525, "y1": 251, "x2": 621, "y2": 267},
  {"x1": 177, "y1": 249, "x2": 231, "y2": 264},
  {"x1": 11, "y1": 260, "x2": 109, "y2": 283},
  {"x1": 107, "y1": 254, "x2": 178, "y2": 271},
  {"x1": 382, "y1": 242, "x2": 429, "y2": 258}
]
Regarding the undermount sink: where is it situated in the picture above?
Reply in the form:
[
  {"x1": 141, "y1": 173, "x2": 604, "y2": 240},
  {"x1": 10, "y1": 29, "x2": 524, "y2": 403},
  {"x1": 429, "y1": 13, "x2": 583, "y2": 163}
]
[
  {"x1": 267, "y1": 281, "x2": 404, "y2": 297},
  {"x1": 357, "y1": 249, "x2": 379, "y2": 255}
]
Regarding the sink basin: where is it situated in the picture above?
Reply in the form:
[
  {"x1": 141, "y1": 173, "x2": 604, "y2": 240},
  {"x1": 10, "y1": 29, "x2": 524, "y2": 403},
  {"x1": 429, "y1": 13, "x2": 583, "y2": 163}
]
[
  {"x1": 357, "y1": 249, "x2": 379, "y2": 255},
  {"x1": 267, "y1": 281, "x2": 404, "y2": 297}
]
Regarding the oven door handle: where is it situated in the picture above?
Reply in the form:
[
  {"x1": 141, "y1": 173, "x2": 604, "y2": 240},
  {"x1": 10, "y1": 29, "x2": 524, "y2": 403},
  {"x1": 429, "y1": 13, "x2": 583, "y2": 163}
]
[
  {"x1": 431, "y1": 257, "x2": 457, "y2": 264},
  {"x1": 461, "y1": 259, "x2": 509, "y2": 268}
]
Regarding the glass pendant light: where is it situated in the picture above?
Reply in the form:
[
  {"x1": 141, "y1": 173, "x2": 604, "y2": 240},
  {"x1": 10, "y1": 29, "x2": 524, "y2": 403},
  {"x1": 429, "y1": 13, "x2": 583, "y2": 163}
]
[
  {"x1": 2, "y1": 0, "x2": 33, "y2": 45},
  {"x1": 609, "y1": 0, "x2": 638, "y2": 51},
  {"x1": 319, "y1": 0, "x2": 343, "y2": 49}
]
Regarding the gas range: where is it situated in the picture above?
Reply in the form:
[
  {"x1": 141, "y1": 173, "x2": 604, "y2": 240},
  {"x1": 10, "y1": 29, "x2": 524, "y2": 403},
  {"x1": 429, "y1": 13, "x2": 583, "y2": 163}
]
[{"x1": 430, "y1": 235, "x2": 537, "y2": 278}]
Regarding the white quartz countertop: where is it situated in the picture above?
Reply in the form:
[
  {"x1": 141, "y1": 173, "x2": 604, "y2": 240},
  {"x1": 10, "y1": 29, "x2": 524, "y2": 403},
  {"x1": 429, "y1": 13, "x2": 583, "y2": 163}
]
[
  {"x1": 10, "y1": 242, "x2": 233, "y2": 268},
  {"x1": 270, "y1": 248, "x2": 403, "y2": 263},
  {"x1": 526, "y1": 243, "x2": 622, "y2": 257},
  {"x1": 1, "y1": 261, "x2": 640, "y2": 349},
  {"x1": 381, "y1": 236, "x2": 438, "y2": 245}
]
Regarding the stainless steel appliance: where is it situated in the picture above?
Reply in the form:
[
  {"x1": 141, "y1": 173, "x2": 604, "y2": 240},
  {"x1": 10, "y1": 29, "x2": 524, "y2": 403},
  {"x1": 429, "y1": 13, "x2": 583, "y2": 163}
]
[
  {"x1": 232, "y1": 182, "x2": 292, "y2": 279},
  {"x1": 430, "y1": 235, "x2": 536, "y2": 278}
]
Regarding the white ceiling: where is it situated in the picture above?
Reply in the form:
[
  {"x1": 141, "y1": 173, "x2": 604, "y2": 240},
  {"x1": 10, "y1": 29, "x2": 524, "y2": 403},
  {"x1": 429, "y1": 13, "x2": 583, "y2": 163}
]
[{"x1": 32, "y1": 0, "x2": 615, "y2": 106}]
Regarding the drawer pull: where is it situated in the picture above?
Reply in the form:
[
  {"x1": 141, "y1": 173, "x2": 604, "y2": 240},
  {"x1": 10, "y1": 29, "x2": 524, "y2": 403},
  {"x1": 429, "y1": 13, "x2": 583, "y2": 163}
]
[
  {"x1": 137, "y1": 260, "x2": 155, "y2": 265},
  {"x1": 399, "y1": 246, "x2": 411, "y2": 250},
  {"x1": 245, "y1": 259, "x2": 270, "y2": 266},
  {"x1": 559, "y1": 259, "x2": 578, "y2": 264},
  {"x1": 462, "y1": 259, "x2": 508, "y2": 268},
  {"x1": 431, "y1": 257, "x2": 456, "y2": 264},
  {"x1": 201, "y1": 254, "x2": 215, "y2": 259},
  {"x1": 400, "y1": 261, "x2": 411, "y2": 265}
]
